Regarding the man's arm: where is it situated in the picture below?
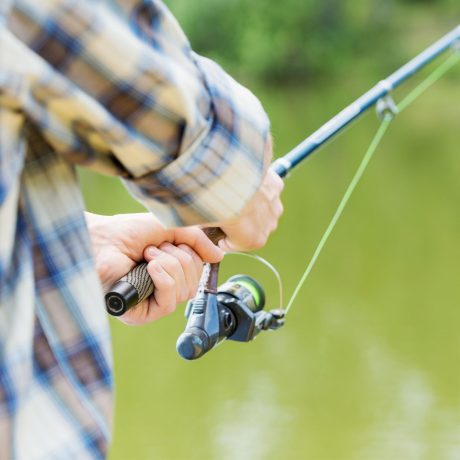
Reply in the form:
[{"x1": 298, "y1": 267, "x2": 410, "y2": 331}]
[{"x1": 4, "y1": 0, "x2": 282, "y2": 251}]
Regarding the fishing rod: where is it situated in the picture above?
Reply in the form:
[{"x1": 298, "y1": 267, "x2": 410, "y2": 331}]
[
  {"x1": 105, "y1": 25, "x2": 460, "y2": 360},
  {"x1": 271, "y1": 25, "x2": 460, "y2": 177}
]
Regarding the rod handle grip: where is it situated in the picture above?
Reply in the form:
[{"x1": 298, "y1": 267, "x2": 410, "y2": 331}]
[
  {"x1": 105, "y1": 227, "x2": 225, "y2": 316},
  {"x1": 202, "y1": 226, "x2": 226, "y2": 244},
  {"x1": 105, "y1": 262, "x2": 153, "y2": 316}
]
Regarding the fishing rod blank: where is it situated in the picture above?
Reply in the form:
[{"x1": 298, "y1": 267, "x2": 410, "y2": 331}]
[{"x1": 272, "y1": 25, "x2": 460, "y2": 177}]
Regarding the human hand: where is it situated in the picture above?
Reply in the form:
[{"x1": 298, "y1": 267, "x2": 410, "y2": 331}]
[
  {"x1": 216, "y1": 167, "x2": 284, "y2": 252},
  {"x1": 210, "y1": 134, "x2": 284, "y2": 252},
  {"x1": 86, "y1": 212, "x2": 223, "y2": 325}
]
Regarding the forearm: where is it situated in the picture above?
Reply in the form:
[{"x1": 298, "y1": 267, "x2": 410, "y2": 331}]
[{"x1": 6, "y1": 0, "x2": 270, "y2": 227}]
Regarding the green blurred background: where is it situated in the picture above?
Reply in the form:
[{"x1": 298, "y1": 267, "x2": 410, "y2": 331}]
[{"x1": 81, "y1": 1, "x2": 459, "y2": 458}]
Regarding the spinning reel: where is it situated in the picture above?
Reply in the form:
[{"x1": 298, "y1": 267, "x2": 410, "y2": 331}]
[{"x1": 176, "y1": 265, "x2": 285, "y2": 360}]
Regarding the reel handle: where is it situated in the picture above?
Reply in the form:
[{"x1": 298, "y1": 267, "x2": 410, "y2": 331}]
[{"x1": 105, "y1": 227, "x2": 225, "y2": 316}]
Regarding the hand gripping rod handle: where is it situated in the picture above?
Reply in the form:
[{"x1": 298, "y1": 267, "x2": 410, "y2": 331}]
[{"x1": 105, "y1": 227, "x2": 225, "y2": 316}]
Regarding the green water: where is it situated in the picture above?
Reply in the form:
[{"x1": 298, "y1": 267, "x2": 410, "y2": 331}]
[{"x1": 80, "y1": 65, "x2": 460, "y2": 459}]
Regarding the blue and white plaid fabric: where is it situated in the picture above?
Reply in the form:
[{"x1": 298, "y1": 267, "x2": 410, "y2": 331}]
[{"x1": 0, "y1": 1, "x2": 269, "y2": 458}]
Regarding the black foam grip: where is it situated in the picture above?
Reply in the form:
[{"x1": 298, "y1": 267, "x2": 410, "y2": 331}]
[
  {"x1": 120, "y1": 262, "x2": 153, "y2": 303},
  {"x1": 105, "y1": 263, "x2": 153, "y2": 316},
  {"x1": 106, "y1": 227, "x2": 225, "y2": 315}
]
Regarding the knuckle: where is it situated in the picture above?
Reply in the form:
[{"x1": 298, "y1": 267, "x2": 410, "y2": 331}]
[
  {"x1": 162, "y1": 275, "x2": 176, "y2": 290},
  {"x1": 184, "y1": 226, "x2": 201, "y2": 238},
  {"x1": 165, "y1": 303, "x2": 177, "y2": 314},
  {"x1": 277, "y1": 175, "x2": 285, "y2": 189},
  {"x1": 177, "y1": 243, "x2": 192, "y2": 253},
  {"x1": 178, "y1": 243, "x2": 198, "y2": 261},
  {"x1": 159, "y1": 242, "x2": 173, "y2": 251},
  {"x1": 179, "y1": 251, "x2": 193, "y2": 267},
  {"x1": 163, "y1": 244, "x2": 194, "y2": 269},
  {"x1": 167, "y1": 277, "x2": 178, "y2": 291},
  {"x1": 252, "y1": 234, "x2": 267, "y2": 250},
  {"x1": 270, "y1": 173, "x2": 284, "y2": 191},
  {"x1": 166, "y1": 255, "x2": 182, "y2": 271},
  {"x1": 277, "y1": 202, "x2": 284, "y2": 218}
]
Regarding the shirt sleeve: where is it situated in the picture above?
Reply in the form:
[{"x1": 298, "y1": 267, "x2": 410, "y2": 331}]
[{"x1": 2, "y1": 0, "x2": 270, "y2": 226}]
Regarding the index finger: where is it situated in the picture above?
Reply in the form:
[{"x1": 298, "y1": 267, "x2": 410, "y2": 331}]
[{"x1": 168, "y1": 227, "x2": 224, "y2": 263}]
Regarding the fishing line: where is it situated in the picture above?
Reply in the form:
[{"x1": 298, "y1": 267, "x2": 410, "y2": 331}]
[
  {"x1": 397, "y1": 51, "x2": 460, "y2": 113},
  {"x1": 225, "y1": 252, "x2": 284, "y2": 310},
  {"x1": 284, "y1": 114, "x2": 393, "y2": 315},
  {"x1": 283, "y1": 51, "x2": 460, "y2": 315}
]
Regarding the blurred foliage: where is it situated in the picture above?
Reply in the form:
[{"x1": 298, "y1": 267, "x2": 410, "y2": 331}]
[{"x1": 165, "y1": 0, "x2": 457, "y2": 83}]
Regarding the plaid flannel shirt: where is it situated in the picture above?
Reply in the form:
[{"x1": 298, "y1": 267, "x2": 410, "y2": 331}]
[{"x1": 0, "y1": 1, "x2": 269, "y2": 458}]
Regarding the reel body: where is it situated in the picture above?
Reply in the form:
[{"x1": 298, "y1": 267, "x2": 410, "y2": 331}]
[{"x1": 176, "y1": 274, "x2": 284, "y2": 360}]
